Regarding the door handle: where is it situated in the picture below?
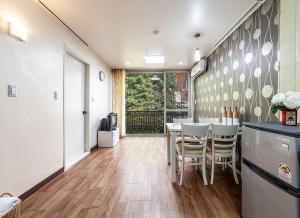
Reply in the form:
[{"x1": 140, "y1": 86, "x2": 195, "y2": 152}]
[{"x1": 83, "y1": 110, "x2": 87, "y2": 115}]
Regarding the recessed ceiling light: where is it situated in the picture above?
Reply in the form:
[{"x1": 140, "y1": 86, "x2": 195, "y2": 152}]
[
  {"x1": 126, "y1": 61, "x2": 131, "y2": 65},
  {"x1": 178, "y1": 61, "x2": 183, "y2": 65},
  {"x1": 144, "y1": 55, "x2": 164, "y2": 64}
]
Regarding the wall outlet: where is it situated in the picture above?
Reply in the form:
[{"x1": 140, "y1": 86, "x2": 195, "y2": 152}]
[{"x1": 8, "y1": 85, "x2": 17, "y2": 97}]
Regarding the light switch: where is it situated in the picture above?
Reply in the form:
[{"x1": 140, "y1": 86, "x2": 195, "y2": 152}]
[
  {"x1": 54, "y1": 91, "x2": 59, "y2": 100},
  {"x1": 8, "y1": 85, "x2": 17, "y2": 97}
]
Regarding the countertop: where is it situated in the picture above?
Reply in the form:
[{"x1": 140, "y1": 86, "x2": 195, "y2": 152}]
[{"x1": 243, "y1": 122, "x2": 300, "y2": 137}]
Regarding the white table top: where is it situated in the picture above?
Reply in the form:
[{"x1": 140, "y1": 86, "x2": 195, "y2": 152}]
[
  {"x1": 166, "y1": 122, "x2": 211, "y2": 132},
  {"x1": 166, "y1": 122, "x2": 243, "y2": 134}
]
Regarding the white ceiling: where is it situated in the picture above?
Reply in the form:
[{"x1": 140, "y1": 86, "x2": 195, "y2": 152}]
[{"x1": 40, "y1": 0, "x2": 256, "y2": 70}]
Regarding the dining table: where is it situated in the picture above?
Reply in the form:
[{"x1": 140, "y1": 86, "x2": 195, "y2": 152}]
[{"x1": 166, "y1": 122, "x2": 243, "y2": 183}]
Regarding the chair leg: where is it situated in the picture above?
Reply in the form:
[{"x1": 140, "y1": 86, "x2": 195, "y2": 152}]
[
  {"x1": 180, "y1": 154, "x2": 185, "y2": 185},
  {"x1": 222, "y1": 157, "x2": 225, "y2": 171},
  {"x1": 232, "y1": 153, "x2": 239, "y2": 184},
  {"x1": 176, "y1": 154, "x2": 179, "y2": 169},
  {"x1": 196, "y1": 158, "x2": 200, "y2": 171},
  {"x1": 202, "y1": 157, "x2": 208, "y2": 185},
  {"x1": 210, "y1": 156, "x2": 215, "y2": 184}
]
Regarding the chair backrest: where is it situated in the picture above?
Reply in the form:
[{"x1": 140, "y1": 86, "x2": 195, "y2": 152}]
[
  {"x1": 173, "y1": 118, "x2": 193, "y2": 123},
  {"x1": 211, "y1": 124, "x2": 238, "y2": 137},
  {"x1": 211, "y1": 124, "x2": 239, "y2": 149},
  {"x1": 181, "y1": 124, "x2": 210, "y2": 138}
]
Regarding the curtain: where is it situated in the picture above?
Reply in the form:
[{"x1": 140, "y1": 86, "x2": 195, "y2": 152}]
[{"x1": 112, "y1": 69, "x2": 126, "y2": 137}]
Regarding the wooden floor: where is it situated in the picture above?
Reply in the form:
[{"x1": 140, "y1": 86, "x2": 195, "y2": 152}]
[{"x1": 21, "y1": 137, "x2": 241, "y2": 218}]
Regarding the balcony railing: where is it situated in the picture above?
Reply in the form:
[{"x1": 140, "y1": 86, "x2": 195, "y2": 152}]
[{"x1": 126, "y1": 110, "x2": 188, "y2": 134}]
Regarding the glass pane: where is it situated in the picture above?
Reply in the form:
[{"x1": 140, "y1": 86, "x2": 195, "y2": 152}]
[
  {"x1": 125, "y1": 73, "x2": 164, "y2": 134},
  {"x1": 166, "y1": 72, "x2": 189, "y2": 109},
  {"x1": 126, "y1": 73, "x2": 164, "y2": 111},
  {"x1": 166, "y1": 111, "x2": 188, "y2": 123}
]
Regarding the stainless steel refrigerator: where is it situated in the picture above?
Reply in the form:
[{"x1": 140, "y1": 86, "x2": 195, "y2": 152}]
[{"x1": 242, "y1": 122, "x2": 300, "y2": 218}]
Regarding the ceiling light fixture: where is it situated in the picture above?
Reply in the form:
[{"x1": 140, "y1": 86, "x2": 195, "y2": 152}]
[
  {"x1": 194, "y1": 33, "x2": 201, "y2": 62},
  {"x1": 144, "y1": 55, "x2": 164, "y2": 64},
  {"x1": 195, "y1": 49, "x2": 201, "y2": 62},
  {"x1": 126, "y1": 61, "x2": 131, "y2": 65},
  {"x1": 0, "y1": 17, "x2": 27, "y2": 42},
  {"x1": 178, "y1": 61, "x2": 183, "y2": 65}
]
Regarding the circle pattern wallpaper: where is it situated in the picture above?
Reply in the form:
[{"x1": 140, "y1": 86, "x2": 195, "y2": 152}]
[{"x1": 194, "y1": 0, "x2": 279, "y2": 123}]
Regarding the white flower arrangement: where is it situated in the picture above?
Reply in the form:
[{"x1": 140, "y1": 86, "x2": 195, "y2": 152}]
[{"x1": 271, "y1": 91, "x2": 300, "y2": 114}]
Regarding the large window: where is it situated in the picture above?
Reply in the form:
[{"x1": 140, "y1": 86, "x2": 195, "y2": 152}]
[{"x1": 125, "y1": 71, "x2": 190, "y2": 134}]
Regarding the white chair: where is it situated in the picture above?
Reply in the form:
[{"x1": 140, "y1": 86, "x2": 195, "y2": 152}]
[
  {"x1": 176, "y1": 124, "x2": 210, "y2": 185},
  {"x1": 173, "y1": 118, "x2": 198, "y2": 143},
  {"x1": 206, "y1": 124, "x2": 239, "y2": 184}
]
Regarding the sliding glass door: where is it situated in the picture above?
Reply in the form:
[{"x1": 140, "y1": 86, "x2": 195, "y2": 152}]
[
  {"x1": 165, "y1": 71, "x2": 190, "y2": 117},
  {"x1": 125, "y1": 71, "x2": 190, "y2": 134},
  {"x1": 126, "y1": 72, "x2": 164, "y2": 134}
]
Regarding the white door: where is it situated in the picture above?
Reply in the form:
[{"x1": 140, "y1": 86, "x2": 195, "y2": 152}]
[{"x1": 64, "y1": 54, "x2": 86, "y2": 169}]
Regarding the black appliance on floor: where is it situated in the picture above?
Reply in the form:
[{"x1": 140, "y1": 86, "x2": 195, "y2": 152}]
[{"x1": 100, "y1": 113, "x2": 117, "y2": 131}]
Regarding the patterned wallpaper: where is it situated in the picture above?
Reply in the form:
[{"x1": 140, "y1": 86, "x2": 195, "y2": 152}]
[{"x1": 194, "y1": 0, "x2": 279, "y2": 123}]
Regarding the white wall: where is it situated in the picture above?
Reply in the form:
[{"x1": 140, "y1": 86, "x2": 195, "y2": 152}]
[
  {"x1": 280, "y1": 0, "x2": 300, "y2": 122},
  {"x1": 0, "y1": 0, "x2": 112, "y2": 196},
  {"x1": 279, "y1": 0, "x2": 299, "y2": 92}
]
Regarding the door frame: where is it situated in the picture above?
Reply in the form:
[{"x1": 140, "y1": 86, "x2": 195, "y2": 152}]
[{"x1": 63, "y1": 46, "x2": 90, "y2": 169}]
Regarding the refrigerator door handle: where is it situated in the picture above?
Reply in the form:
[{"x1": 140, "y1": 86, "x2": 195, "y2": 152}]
[{"x1": 242, "y1": 158, "x2": 300, "y2": 198}]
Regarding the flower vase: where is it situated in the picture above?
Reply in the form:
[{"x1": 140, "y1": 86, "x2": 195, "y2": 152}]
[{"x1": 281, "y1": 108, "x2": 298, "y2": 126}]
